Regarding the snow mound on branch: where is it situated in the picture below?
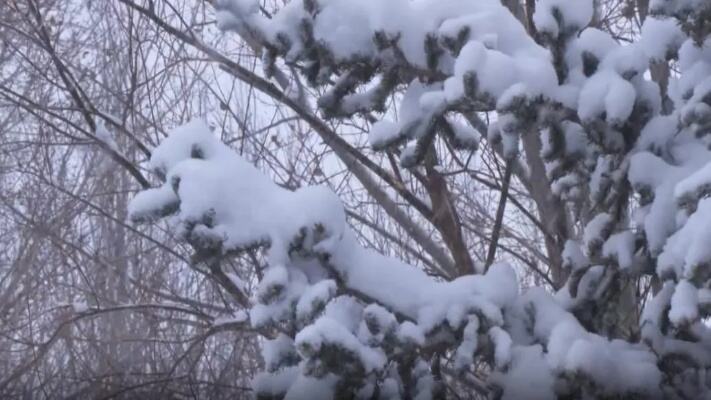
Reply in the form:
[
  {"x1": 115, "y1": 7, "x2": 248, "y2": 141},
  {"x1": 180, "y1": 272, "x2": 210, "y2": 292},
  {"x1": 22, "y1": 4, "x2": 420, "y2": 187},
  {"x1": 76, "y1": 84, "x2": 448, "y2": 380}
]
[
  {"x1": 218, "y1": 0, "x2": 557, "y2": 107},
  {"x1": 295, "y1": 316, "x2": 387, "y2": 373},
  {"x1": 658, "y1": 198, "x2": 711, "y2": 280},
  {"x1": 129, "y1": 120, "x2": 346, "y2": 255},
  {"x1": 640, "y1": 17, "x2": 685, "y2": 61},
  {"x1": 130, "y1": 119, "x2": 672, "y2": 398},
  {"x1": 130, "y1": 121, "x2": 519, "y2": 323},
  {"x1": 331, "y1": 237, "x2": 519, "y2": 329},
  {"x1": 548, "y1": 320, "x2": 661, "y2": 396},
  {"x1": 534, "y1": 0, "x2": 594, "y2": 37}
]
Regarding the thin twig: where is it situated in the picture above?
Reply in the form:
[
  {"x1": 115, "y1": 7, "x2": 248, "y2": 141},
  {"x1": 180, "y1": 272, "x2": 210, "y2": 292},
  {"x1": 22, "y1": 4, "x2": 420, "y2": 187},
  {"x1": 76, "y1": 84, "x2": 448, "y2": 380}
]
[{"x1": 485, "y1": 160, "x2": 513, "y2": 271}]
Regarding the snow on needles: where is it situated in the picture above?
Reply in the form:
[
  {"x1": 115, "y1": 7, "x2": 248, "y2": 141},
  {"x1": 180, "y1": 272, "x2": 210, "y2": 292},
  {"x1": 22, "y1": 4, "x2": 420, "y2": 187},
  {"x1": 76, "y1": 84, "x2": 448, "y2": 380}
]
[
  {"x1": 129, "y1": 119, "x2": 346, "y2": 256},
  {"x1": 129, "y1": 0, "x2": 711, "y2": 397},
  {"x1": 129, "y1": 119, "x2": 667, "y2": 398}
]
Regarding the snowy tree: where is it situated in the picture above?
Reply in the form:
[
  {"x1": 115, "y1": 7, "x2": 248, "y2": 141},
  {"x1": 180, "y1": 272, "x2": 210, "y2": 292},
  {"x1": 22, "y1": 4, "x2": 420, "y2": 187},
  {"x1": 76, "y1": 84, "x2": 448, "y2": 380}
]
[{"x1": 127, "y1": 0, "x2": 711, "y2": 399}]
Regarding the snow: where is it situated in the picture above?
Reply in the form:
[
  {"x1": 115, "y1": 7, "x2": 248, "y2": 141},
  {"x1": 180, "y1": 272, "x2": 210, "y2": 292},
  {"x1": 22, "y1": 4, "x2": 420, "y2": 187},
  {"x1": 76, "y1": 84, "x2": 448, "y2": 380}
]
[
  {"x1": 215, "y1": 0, "x2": 260, "y2": 34},
  {"x1": 602, "y1": 231, "x2": 636, "y2": 269},
  {"x1": 571, "y1": 28, "x2": 618, "y2": 66},
  {"x1": 582, "y1": 213, "x2": 613, "y2": 252},
  {"x1": 295, "y1": 317, "x2": 386, "y2": 373},
  {"x1": 575, "y1": 265, "x2": 605, "y2": 302},
  {"x1": 492, "y1": 345, "x2": 555, "y2": 400},
  {"x1": 378, "y1": 378, "x2": 401, "y2": 400},
  {"x1": 400, "y1": 80, "x2": 441, "y2": 126},
  {"x1": 561, "y1": 121, "x2": 587, "y2": 156},
  {"x1": 561, "y1": 240, "x2": 588, "y2": 271},
  {"x1": 296, "y1": 280, "x2": 337, "y2": 321},
  {"x1": 669, "y1": 279, "x2": 699, "y2": 327},
  {"x1": 641, "y1": 281, "x2": 675, "y2": 330},
  {"x1": 635, "y1": 115, "x2": 677, "y2": 155},
  {"x1": 263, "y1": 334, "x2": 297, "y2": 372},
  {"x1": 488, "y1": 326, "x2": 512, "y2": 369},
  {"x1": 578, "y1": 70, "x2": 637, "y2": 124},
  {"x1": 126, "y1": 99, "x2": 709, "y2": 397},
  {"x1": 399, "y1": 142, "x2": 419, "y2": 167},
  {"x1": 628, "y1": 151, "x2": 689, "y2": 255},
  {"x1": 363, "y1": 303, "x2": 397, "y2": 336},
  {"x1": 225, "y1": 0, "x2": 558, "y2": 120},
  {"x1": 678, "y1": 37, "x2": 711, "y2": 72},
  {"x1": 548, "y1": 320, "x2": 661, "y2": 396},
  {"x1": 251, "y1": 267, "x2": 313, "y2": 329},
  {"x1": 257, "y1": 264, "x2": 289, "y2": 303},
  {"x1": 413, "y1": 360, "x2": 436, "y2": 400},
  {"x1": 437, "y1": 2, "x2": 547, "y2": 60},
  {"x1": 454, "y1": 315, "x2": 479, "y2": 369},
  {"x1": 396, "y1": 321, "x2": 425, "y2": 346},
  {"x1": 329, "y1": 235, "x2": 517, "y2": 332},
  {"x1": 672, "y1": 38, "x2": 711, "y2": 112},
  {"x1": 513, "y1": 287, "x2": 579, "y2": 344},
  {"x1": 640, "y1": 17, "x2": 685, "y2": 61},
  {"x1": 129, "y1": 119, "x2": 346, "y2": 256},
  {"x1": 129, "y1": 122, "x2": 527, "y2": 393},
  {"x1": 443, "y1": 76, "x2": 465, "y2": 103},
  {"x1": 446, "y1": 117, "x2": 480, "y2": 149},
  {"x1": 131, "y1": 2, "x2": 711, "y2": 396},
  {"x1": 601, "y1": 45, "x2": 649, "y2": 79},
  {"x1": 508, "y1": 282, "x2": 661, "y2": 398},
  {"x1": 312, "y1": 1, "x2": 379, "y2": 61},
  {"x1": 321, "y1": 296, "x2": 364, "y2": 333},
  {"x1": 148, "y1": 120, "x2": 215, "y2": 174},
  {"x1": 284, "y1": 374, "x2": 338, "y2": 400},
  {"x1": 658, "y1": 198, "x2": 711, "y2": 280},
  {"x1": 641, "y1": 202, "x2": 676, "y2": 257},
  {"x1": 451, "y1": 41, "x2": 556, "y2": 101},
  {"x1": 418, "y1": 91, "x2": 447, "y2": 114},
  {"x1": 368, "y1": 120, "x2": 400, "y2": 150},
  {"x1": 674, "y1": 160, "x2": 711, "y2": 203},
  {"x1": 454, "y1": 42, "x2": 518, "y2": 99},
  {"x1": 533, "y1": 0, "x2": 594, "y2": 36},
  {"x1": 127, "y1": 185, "x2": 178, "y2": 223},
  {"x1": 221, "y1": 0, "x2": 548, "y2": 72},
  {"x1": 252, "y1": 366, "x2": 299, "y2": 398},
  {"x1": 674, "y1": 61, "x2": 711, "y2": 107}
]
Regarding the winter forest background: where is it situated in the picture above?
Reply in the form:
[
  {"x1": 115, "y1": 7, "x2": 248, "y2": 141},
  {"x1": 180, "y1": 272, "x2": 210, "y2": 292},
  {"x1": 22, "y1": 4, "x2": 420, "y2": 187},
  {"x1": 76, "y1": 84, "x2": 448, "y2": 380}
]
[{"x1": 1, "y1": 0, "x2": 711, "y2": 399}]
